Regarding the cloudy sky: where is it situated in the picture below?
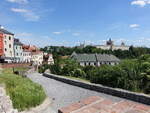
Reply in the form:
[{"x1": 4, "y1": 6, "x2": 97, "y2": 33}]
[{"x1": 1, "y1": 0, "x2": 150, "y2": 47}]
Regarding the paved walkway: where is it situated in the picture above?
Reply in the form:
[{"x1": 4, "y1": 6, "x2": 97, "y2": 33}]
[
  {"x1": 59, "y1": 96, "x2": 150, "y2": 113},
  {"x1": 27, "y1": 73, "x2": 125, "y2": 112}
]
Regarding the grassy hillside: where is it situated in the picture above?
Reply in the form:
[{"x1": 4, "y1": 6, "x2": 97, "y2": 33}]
[{"x1": 0, "y1": 68, "x2": 46, "y2": 111}]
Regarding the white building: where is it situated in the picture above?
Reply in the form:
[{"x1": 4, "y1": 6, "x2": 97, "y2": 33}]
[
  {"x1": 23, "y1": 50, "x2": 32, "y2": 63},
  {"x1": 71, "y1": 52, "x2": 120, "y2": 67},
  {"x1": 14, "y1": 39, "x2": 23, "y2": 63},
  {"x1": 47, "y1": 54, "x2": 54, "y2": 64},
  {"x1": 32, "y1": 51, "x2": 43, "y2": 66},
  {"x1": 95, "y1": 39, "x2": 130, "y2": 51}
]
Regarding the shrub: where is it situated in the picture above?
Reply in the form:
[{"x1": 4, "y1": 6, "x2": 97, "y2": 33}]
[
  {"x1": 73, "y1": 68, "x2": 86, "y2": 78},
  {"x1": 49, "y1": 64, "x2": 62, "y2": 75},
  {"x1": 38, "y1": 64, "x2": 50, "y2": 73}
]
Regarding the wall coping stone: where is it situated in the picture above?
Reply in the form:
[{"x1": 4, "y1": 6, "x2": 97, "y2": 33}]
[{"x1": 43, "y1": 73, "x2": 150, "y2": 105}]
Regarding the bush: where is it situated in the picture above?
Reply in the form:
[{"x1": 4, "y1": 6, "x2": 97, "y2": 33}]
[
  {"x1": 73, "y1": 68, "x2": 86, "y2": 78},
  {"x1": 49, "y1": 64, "x2": 62, "y2": 75},
  {"x1": 144, "y1": 82, "x2": 150, "y2": 94},
  {"x1": 89, "y1": 65, "x2": 123, "y2": 88},
  {"x1": 82, "y1": 66, "x2": 95, "y2": 79},
  {"x1": 38, "y1": 64, "x2": 50, "y2": 73}
]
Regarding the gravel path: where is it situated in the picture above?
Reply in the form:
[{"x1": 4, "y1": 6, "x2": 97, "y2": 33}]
[{"x1": 27, "y1": 73, "x2": 124, "y2": 112}]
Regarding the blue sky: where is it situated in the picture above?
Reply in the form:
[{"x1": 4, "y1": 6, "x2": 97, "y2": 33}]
[{"x1": 1, "y1": 0, "x2": 150, "y2": 47}]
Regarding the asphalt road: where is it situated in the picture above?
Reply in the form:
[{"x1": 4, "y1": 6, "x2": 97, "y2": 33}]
[{"x1": 27, "y1": 73, "x2": 124, "y2": 112}]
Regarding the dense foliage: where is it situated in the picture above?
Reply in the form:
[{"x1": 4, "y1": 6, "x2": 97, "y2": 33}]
[
  {"x1": 0, "y1": 68, "x2": 46, "y2": 111},
  {"x1": 40, "y1": 55, "x2": 150, "y2": 94},
  {"x1": 41, "y1": 46, "x2": 150, "y2": 59}
]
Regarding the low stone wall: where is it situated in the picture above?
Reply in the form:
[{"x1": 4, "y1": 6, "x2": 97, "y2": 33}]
[
  {"x1": 43, "y1": 73, "x2": 150, "y2": 105},
  {"x1": 0, "y1": 63, "x2": 30, "y2": 68},
  {"x1": 0, "y1": 85, "x2": 18, "y2": 113}
]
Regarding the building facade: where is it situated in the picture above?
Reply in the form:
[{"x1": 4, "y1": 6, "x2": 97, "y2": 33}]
[
  {"x1": 95, "y1": 39, "x2": 130, "y2": 51},
  {"x1": 0, "y1": 28, "x2": 14, "y2": 63},
  {"x1": 0, "y1": 26, "x2": 52, "y2": 65},
  {"x1": 23, "y1": 50, "x2": 32, "y2": 63},
  {"x1": 0, "y1": 33, "x2": 4, "y2": 57},
  {"x1": 71, "y1": 52, "x2": 120, "y2": 67},
  {"x1": 43, "y1": 53, "x2": 54, "y2": 65},
  {"x1": 32, "y1": 51, "x2": 43, "y2": 66},
  {"x1": 14, "y1": 39, "x2": 23, "y2": 63}
]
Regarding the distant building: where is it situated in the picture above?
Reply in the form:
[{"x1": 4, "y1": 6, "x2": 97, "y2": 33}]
[
  {"x1": 71, "y1": 52, "x2": 120, "y2": 67},
  {"x1": 43, "y1": 53, "x2": 54, "y2": 65},
  {"x1": 14, "y1": 38, "x2": 23, "y2": 63},
  {"x1": 76, "y1": 43, "x2": 86, "y2": 49},
  {"x1": 32, "y1": 51, "x2": 43, "y2": 66},
  {"x1": 0, "y1": 27, "x2": 14, "y2": 63},
  {"x1": 95, "y1": 39, "x2": 130, "y2": 51},
  {"x1": 22, "y1": 45, "x2": 32, "y2": 63},
  {"x1": 23, "y1": 50, "x2": 32, "y2": 63}
]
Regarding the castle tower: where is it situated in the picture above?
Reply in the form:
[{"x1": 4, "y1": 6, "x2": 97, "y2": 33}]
[{"x1": 106, "y1": 38, "x2": 114, "y2": 46}]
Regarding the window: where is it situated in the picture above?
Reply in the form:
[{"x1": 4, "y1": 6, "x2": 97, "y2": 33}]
[
  {"x1": 16, "y1": 46, "x2": 17, "y2": 49},
  {"x1": 17, "y1": 53, "x2": 19, "y2": 56},
  {"x1": 5, "y1": 41, "x2": 7, "y2": 45},
  {"x1": 10, "y1": 51, "x2": 12, "y2": 56},
  {"x1": 5, "y1": 48, "x2": 7, "y2": 51},
  {"x1": 9, "y1": 44, "x2": 11, "y2": 48},
  {"x1": 9, "y1": 36, "x2": 11, "y2": 40}
]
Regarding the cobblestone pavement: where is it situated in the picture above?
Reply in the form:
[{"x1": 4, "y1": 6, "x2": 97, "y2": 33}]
[
  {"x1": 27, "y1": 73, "x2": 125, "y2": 112},
  {"x1": 59, "y1": 96, "x2": 150, "y2": 113}
]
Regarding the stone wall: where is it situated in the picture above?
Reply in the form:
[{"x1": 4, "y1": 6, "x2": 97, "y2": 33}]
[
  {"x1": 0, "y1": 85, "x2": 18, "y2": 113},
  {"x1": 43, "y1": 73, "x2": 150, "y2": 105},
  {"x1": 0, "y1": 63, "x2": 30, "y2": 68}
]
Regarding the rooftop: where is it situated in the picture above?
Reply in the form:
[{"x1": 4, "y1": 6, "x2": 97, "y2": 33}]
[
  {"x1": 0, "y1": 28, "x2": 14, "y2": 35},
  {"x1": 71, "y1": 52, "x2": 120, "y2": 62},
  {"x1": 14, "y1": 38, "x2": 23, "y2": 45}
]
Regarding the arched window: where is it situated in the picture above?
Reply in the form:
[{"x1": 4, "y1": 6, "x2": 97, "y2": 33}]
[
  {"x1": 9, "y1": 36, "x2": 11, "y2": 40},
  {"x1": 9, "y1": 44, "x2": 11, "y2": 48}
]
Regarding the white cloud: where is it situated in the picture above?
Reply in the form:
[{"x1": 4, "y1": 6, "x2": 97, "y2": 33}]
[
  {"x1": 23, "y1": 12, "x2": 40, "y2": 21},
  {"x1": 72, "y1": 32, "x2": 80, "y2": 36},
  {"x1": 6, "y1": 0, "x2": 28, "y2": 4},
  {"x1": 131, "y1": 0, "x2": 150, "y2": 7},
  {"x1": 11, "y1": 8, "x2": 28, "y2": 13},
  {"x1": 52, "y1": 32, "x2": 63, "y2": 35},
  {"x1": 15, "y1": 32, "x2": 32, "y2": 37},
  {"x1": 10, "y1": 8, "x2": 40, "y2": 21},
  {"x1": 129, "y1": 24, "x2": 140, "y2": 28}
]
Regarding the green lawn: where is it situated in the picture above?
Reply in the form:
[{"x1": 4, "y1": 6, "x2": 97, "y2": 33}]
[{"x1": 0, "y1": 68, "x2": 46, "y2": 111}]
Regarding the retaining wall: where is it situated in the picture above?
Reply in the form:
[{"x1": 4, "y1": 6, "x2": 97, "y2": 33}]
[
  {"x1": 0, "y1": 63, "x2": 30, "y2": 68},
  {"x1": 43, "y1": 73, "x2": 150, "y2": 105}
]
